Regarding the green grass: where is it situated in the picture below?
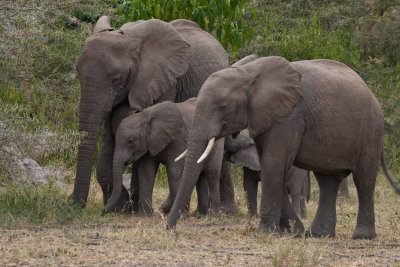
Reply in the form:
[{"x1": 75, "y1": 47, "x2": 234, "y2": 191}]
[
  {"x1": 0, "y1": 181, "x2": 103, "y2": 227},
  {"x1": 0, "y1": 0, "x2": 116, "y2": 169}
]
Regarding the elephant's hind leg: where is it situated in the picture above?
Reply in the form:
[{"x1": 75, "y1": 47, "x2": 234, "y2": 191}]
[
  {"x1": 306, "y1": 172, "x2": 341, "y2": 238},
  {"x1": 352, "y1": 167, "x2": 378, "y2": 239}
]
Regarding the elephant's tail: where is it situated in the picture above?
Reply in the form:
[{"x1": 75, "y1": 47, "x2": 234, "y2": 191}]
[{"x1": 381, "y1": 150, "x2": 400, "y2": 195}]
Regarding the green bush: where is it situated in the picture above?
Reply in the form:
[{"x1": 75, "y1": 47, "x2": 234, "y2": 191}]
[
  {"x1": 111, "y1": 0, "x2": 256, "y2": 56},
  {"x1": 0, "y1": 181, "x2": 83, "y2": 226}
]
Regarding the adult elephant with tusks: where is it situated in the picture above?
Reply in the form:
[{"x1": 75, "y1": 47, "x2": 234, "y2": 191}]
[
  {"x1": 70, "y1": 16, "x2": 230, "y2": 209},
  {"x1": 168, "y1": 55, "x2": 400, "y2": 239}
]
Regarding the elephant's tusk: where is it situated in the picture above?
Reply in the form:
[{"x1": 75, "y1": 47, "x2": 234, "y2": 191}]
[
  {"x1": 197, "y1": 137, "x2": 215, "y2": 164},
  {"x1": 174, "y1": 149, "x2": 187, "y2": 162}
]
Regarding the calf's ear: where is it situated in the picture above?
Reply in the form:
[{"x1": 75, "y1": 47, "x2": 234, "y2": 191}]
[{"x1": 147, "y1": 102, "x2": 186, "y2": 156}]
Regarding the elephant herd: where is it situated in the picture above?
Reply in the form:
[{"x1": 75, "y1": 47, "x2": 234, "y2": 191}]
[{"x1": 70, "y1": 17, "x2": 400, "y2": 240}]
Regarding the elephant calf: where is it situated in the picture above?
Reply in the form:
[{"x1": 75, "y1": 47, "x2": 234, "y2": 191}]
[
  {"x1": 224, "y1": 130, "x2": 310, "y2": 219},
  {"x1": 103, "y1": 98, "x2": 226, "y2": 216}
]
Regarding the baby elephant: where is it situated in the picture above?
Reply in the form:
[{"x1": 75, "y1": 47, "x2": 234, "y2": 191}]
[
  {"x1": 225, "y1": 130, "x2": 310, "y2": 219},
  {"x1": 104, "y1": 98, "x2": 225, "y2": 216}
]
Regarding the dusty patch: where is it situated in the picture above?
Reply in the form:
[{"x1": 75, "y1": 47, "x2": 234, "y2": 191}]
[{"x1": 1, "y1": 175, "x2": 400, "y2": 266}]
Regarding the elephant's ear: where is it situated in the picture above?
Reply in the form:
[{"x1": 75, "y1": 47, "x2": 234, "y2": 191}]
[
  {"x1": 147, "y1": 101, "x2": 186, "y2": 156},
  {"x1": 119, "y1": 20, "x2": 145, "y2": 31},
  {"x1": 230, "y1": 145, "x2": 261, "y2": 171},
  {"x1": 122, "y1": 19, "x2": 190, "y2": 111},
  {"x1": 241, "y1": 56, "x2": 302, "y2": 138},
  {"x1": 231, "y1": 55, "x2": 259, "y2": 67},
  {"x1": 224, "y1": 130, "x2": 253, "y2": 153},
  {"x1": 93, "y1": 16, "x2": 113, "y2": 33},
  {"x1": 169, "y1": 19, "x2": 202, "y2": 30}
]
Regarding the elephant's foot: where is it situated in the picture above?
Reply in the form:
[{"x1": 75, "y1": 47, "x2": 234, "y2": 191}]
[
  {"x1": 253, "y1": 223, "x2": 283, "y2": 236},
  {"x1": 221, "y1": 201, "x2": 238, "y2": 214},
  {"x1": 353, "y1": 224, "x2": 376, "y2": 240},
  {"x1": 101, "y1": 186, "x2": 131, "y2": 214},
  {"x1": 193, "y1": 204, "x2": 208, "y2": 216},
  {"x1": 253, "y1": 218, "x2": 283, "y2": 236},
  {"x1": 280, "y1": 218, "x2": 304, "y2": 237},
  {"x1": 68, "y1": 194, "x2": 86, "y2": 208},
  {"x1": 305, "y1": 221, "x2": 335, "y2": 238},
  {"x1": 248, "y1": 211, "x2": 257, "y2": 217},
  {"x1": 159, "y1": 199, "x2": 173, "y2": 214},
  {"x1": 135, "y1": 204, "x2": 154, "y2": 217}
]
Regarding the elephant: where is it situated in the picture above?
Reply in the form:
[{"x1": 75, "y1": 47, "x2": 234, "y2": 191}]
[
  {"x1": 224, "y1": 130, "x2": 310, "y2": 219},
  {"x1": 167, "y1": 55, "x2": 400, "y2": 239},
  {"x1": 338, "y1": 176, "x2": 350, "y2": 198},
  {"x1": 70, "y1": 16, "x2": 230, "y2": 209},
  {"x1": 103, "y1": 98, "x2": 226, "y2": 216}
]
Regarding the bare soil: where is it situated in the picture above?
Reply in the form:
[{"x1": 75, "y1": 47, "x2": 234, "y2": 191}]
[{"x1": 1, "y1": 176, "x2": 400, "y2": 266}]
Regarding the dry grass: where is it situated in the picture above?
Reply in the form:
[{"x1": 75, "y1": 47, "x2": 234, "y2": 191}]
[{"x1": 1, "y1": 174, "x2": 400, "y2": 266}]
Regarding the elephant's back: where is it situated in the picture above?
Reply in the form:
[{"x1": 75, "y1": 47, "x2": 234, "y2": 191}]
[
  {"x1": 172, "y1": 20, "x2": 229, "y2": 102},
  {"x1": 171, "y1": 20, "x2": 228, "y2": 69},
  {"x1": 291, "y1": 59, "x2": 384, "y2": 165},
  {"x1": 176, "y1": 98, "x2": 197, "y2": 128},
  {"x1": 292, "y1": 59, "x2": 383, "y2": 121}
]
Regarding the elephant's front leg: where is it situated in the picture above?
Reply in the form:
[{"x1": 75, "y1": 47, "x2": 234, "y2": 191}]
[
  {"x1": 195, "y1": 175, "x2": 209, "y2": 215},
  {"x1": 130, "y1": 161, "x2": 140, "y2": 213},
  {"x1": 159, "y1": 163, "x2": 183, "y2": 214},
  {"x1": 338, "y1": 176, "x2": 350, "y2": 198},
  {"x1": 243, "y1": 168, "x2": 259, "y2": 217},
  {"x1": 219, "y1": 158, "x2": 238, "y2": 214},
  {"x1": 287, "y1": 177, "x2": 302, "y2": 220},
  {"x1": 255, "y1": 126, "x2": 304, "y2": 236},
  {"x1": 137, "y1": 155, "x2": 159, "y2": 217},
  {"x1": 96, "y1": 115, "x2": 129, "y2": 209},
  {"x1": 280, "y1": 185, "x2": 304, "y2": 235}
]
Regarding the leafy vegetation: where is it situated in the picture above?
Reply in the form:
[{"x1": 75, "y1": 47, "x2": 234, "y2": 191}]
[{"x1": 112, "y1": 0, "x2": 255, "y2": 55}]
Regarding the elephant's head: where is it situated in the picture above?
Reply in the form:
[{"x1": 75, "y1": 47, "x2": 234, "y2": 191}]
[
  {"x1": 104, "y1": 101, "x2": 187, "y2": 212},
  {"x1": 168, "y1": 55, "x2": 302, "y2": 228},
  {"x1": 71, "y1": 16, "x2": 190, "y2": 206},
  {"x1": 225, "y1": 130, "x2": 261, "y2": 171}
]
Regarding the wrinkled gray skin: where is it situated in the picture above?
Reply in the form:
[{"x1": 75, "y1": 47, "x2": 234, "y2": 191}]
[
  {"x1": 70, "y1": 17, "x2": 229, "y2": 208},
  {"x1": 338, "y1": 176, "x2": 350, "y2": 198},
  {"x1": 167, "y1": 55, "x2": 400, "y2": 239},
  {"x1": 104, "y1": 98, "x2": 225, "y2": 216},
  {"x1": 224, "y1": 130, "x2": 310, "y2": 219}
]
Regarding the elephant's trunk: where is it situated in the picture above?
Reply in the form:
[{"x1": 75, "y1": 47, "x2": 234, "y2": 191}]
[
  {"x1": 167, "y1": 134, "x2": 208, "y2": 228},
  {"x1": 103, "y1": 156, "x2": 125, "y2": 213},
  {"x1": 70, "y1": 85, "x2": 108, "y2": 207}
]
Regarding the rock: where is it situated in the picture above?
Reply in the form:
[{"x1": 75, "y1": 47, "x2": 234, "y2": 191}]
[
  {"x1": 0, "y1": 121, "x2": 70, "y2": 187},
  {"x1": 11, "y1": 157, "x2": 70, "y2": 187}
]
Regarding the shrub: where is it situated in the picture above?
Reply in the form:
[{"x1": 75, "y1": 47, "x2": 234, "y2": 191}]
[{"x1": 111, "y1": 0, "x2": 256, "y2": 56}]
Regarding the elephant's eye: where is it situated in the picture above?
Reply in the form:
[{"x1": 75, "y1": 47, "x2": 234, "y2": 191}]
[
  {"x1": 127, "y1": 138, "x2": 134, "y2": 145},
  {"x1": 219, "y1": 102, "x2": 228, "y2": 111},
  {"x1": 112, "y1": 75, "x2": 121, "y2": 85}
]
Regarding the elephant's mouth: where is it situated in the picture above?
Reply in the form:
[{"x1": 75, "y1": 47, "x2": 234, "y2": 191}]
[
  {"x1": 221, "y1": 121, "x2": 247, "y2": 138},
  {"x1": 126, "y1": 150, "x2": 147, "y2": 165}
]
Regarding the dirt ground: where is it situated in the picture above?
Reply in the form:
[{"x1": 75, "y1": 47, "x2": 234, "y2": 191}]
[{"x1": 1, "y1": 176, "x2": 400, "y2": 266}]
